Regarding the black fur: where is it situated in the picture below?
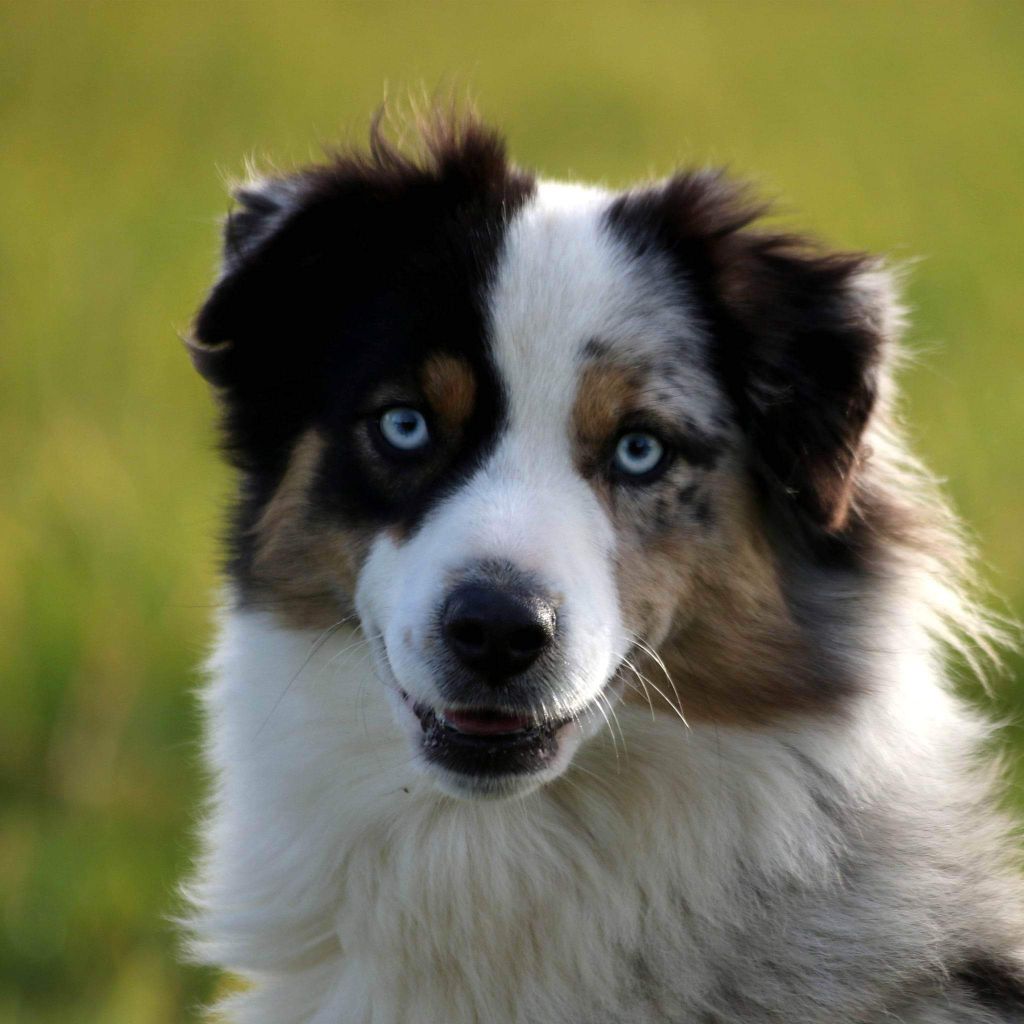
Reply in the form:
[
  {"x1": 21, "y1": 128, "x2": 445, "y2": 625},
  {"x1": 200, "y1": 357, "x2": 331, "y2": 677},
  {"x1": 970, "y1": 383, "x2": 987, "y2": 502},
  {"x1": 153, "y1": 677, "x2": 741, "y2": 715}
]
[
  {"x1": 190, "y1": 117, "x2": 536, "y2": 591},
  {"x1": 956, "y1": 957, "x2": 1024, "y2": 1017}
]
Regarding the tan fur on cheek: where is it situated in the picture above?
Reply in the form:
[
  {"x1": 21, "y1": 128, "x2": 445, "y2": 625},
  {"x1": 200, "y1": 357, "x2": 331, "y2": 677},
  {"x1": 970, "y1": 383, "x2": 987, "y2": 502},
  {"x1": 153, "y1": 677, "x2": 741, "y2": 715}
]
[
  {"x1": 420, "y1": 353, "x2": 476, "y2": 429},
  {"x1": 248, "y1": 429, "x2": 372, "y2": 630},
  {"x1": 572, "y1": 356, "x2": 848, "y2": 726},
  {"x1": 618, "y1": 479, "x2": 832, "y2": 726},
  {"x1": 616, "y1": 532, "x2": 700, "y2": 716}
]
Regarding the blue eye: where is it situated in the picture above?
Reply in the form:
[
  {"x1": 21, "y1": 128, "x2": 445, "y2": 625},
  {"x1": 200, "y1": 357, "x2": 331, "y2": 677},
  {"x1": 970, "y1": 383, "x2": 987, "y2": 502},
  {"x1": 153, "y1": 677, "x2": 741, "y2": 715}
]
[
  {"x1": 613, "y1": 432, "x2": 665, "y2": 478},
  {"x1": 379, "y1": 408, "x2": 430, "y2": 451}
]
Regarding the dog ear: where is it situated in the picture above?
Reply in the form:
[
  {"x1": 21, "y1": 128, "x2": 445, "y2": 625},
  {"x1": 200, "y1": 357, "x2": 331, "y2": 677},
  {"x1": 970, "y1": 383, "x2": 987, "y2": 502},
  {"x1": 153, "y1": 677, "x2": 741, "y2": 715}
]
[
  {"x1": 186, "y1": 116, "x2": 532, "y2": 392},
  {"x1": 713, "y1": 230, "x2": 896, "y2": 533},
  {"x1": 610, "y1": 172, "x2": 899, "y2": 534},
  {"x1": 185, "y1": 179, "x2": 305, "y2": 388}
]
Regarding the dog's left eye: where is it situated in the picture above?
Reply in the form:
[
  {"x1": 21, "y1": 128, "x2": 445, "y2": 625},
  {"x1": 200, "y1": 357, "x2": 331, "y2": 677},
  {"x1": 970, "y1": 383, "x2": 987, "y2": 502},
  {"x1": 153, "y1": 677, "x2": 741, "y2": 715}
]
[
  {"x1": 613, "y1": 431, "x2": 666, "y2": 479},
  {"x1": 378, "y1": 407, "x2": 430, "y2": 451}
]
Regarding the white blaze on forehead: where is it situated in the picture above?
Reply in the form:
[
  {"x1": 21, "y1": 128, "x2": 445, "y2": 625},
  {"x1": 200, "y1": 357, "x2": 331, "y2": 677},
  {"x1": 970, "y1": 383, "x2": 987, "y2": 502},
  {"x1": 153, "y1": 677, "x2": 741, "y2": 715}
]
[
  {"x1": 463, "y1": 182, "x2": 630, "y2": 571},
  {"x1": 486, "y1": 181, "x2": 625, "y2": 435},
  {"x1": 486, "y1": 179, "x2": 718, "y2": 454}
]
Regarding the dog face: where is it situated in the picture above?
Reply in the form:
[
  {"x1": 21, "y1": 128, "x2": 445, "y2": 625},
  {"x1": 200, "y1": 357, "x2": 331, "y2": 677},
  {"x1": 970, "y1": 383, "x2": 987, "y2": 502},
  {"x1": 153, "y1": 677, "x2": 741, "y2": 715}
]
[
  {"x1": 353, "y1": 180, "x2": 734, "y2": 796},
  {"x1": 190, "y1": 118, "x2": 891, "y2": 798}
]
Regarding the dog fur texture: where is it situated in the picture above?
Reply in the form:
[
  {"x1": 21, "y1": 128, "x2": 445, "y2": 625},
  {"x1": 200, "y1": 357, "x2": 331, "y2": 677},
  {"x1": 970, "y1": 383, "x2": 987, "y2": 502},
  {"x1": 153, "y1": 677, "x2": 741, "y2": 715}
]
[{"x1": 183, "y1": 114, "x2": 1024, "y2": 1023}]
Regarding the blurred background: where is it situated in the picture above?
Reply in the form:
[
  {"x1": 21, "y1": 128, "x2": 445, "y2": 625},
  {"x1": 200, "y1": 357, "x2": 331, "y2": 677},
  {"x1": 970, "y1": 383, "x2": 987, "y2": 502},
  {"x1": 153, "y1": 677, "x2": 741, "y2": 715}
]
[{"x1": 2, "y1": 2, "x2": 1022, "y2": 1021}]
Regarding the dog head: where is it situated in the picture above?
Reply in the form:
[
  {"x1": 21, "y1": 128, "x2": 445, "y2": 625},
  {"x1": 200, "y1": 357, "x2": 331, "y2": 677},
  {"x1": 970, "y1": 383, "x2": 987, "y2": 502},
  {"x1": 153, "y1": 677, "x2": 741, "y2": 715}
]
[{"x1": 189, "y1": 116, "x2": 897, "y2": 798}]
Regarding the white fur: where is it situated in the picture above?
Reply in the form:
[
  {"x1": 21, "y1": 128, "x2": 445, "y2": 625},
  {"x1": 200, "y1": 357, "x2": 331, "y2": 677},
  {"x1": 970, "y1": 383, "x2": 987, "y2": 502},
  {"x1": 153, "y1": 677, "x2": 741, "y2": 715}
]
[{"x1": 188, "y1": 604, "x2": 993, "y2": 1024}]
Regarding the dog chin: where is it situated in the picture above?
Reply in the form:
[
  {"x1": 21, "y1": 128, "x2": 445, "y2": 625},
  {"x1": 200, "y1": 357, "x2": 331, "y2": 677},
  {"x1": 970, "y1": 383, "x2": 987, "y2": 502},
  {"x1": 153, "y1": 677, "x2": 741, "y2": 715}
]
[{"x1": 425, "y1": 758, "x2": 574, "y2": 800}]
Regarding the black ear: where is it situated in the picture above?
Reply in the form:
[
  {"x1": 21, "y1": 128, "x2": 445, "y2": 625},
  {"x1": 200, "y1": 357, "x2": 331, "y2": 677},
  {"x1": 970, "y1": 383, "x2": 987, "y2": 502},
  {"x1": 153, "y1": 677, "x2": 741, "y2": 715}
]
[
  {"x1": 714, "y1": 229, "x2": 893, "y2": 533},
  {"x1": 186, "y1": 180, "x2": 303, "y2": 387},
  {"x1": 609, "y1": 172, "x2": 898, "y2": 534},
  {"x1": 186, "y1": 115, "x2": 533, "y2": 392}
]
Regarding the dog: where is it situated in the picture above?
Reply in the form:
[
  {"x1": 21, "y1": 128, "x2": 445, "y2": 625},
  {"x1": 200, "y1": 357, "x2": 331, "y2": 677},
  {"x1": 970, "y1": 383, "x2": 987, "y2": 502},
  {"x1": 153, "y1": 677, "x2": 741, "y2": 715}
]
[{"x1": 183, "y1": 112, "x2": 1024, "y2": 1023}]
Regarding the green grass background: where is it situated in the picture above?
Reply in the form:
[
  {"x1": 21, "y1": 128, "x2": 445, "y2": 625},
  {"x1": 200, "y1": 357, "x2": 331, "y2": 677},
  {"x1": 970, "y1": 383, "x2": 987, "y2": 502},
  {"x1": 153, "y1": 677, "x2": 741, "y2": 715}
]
[{"x1": 2, "y1": 2, "x2": 1022, "y2": 1021}]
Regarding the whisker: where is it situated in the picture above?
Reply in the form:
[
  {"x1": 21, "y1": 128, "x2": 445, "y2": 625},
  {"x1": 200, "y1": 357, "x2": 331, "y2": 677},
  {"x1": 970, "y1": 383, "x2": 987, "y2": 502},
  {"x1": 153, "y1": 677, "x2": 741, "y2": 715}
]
[
  {"x1": 618, "y1": 633, "x2": 690, "y2": 729},
  {"x1": 320, "y1": 631, "x2": 379, "y2": 675},
  {"x1": 254, "y1": 618, "x2": 359, "y2": 737},
  {"x1": 629, "y1": 634, "x2": 688, "y2": 723},
  {"x1": 587, "y1": 693, "x2": 621, "y2": 772},
  {"x1": 596, "y1": 688, "x2": 628, "y2": 758},
  {"x1": 621, "y1": 656, "x2": 657, "y2": 722}
]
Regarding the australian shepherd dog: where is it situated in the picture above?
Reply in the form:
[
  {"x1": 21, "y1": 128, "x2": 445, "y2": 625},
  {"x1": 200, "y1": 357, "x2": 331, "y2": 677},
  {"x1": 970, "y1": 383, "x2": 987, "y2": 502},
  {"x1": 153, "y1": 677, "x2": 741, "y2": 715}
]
[{"x1": 183, "y1": 113, "x2": 1024, "y2": 1023}]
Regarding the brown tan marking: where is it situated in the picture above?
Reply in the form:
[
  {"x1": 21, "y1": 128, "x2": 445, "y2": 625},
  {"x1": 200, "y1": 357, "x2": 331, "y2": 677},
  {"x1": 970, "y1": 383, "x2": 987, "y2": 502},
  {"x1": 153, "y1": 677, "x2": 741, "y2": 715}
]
[
  {"x1": 249, "y1": 428, "x2": 371, "y2": 630},
  {"x1": 420, "y1": 353, "x2": 476, "y2": 429},
  {"x1": 572, "y1": 359, "x2": 642, "y2": 449},
  {"x1": 571, "y1": 355, "x2": 836, "y2": 724},
  {"x1": 616, "y1": 472, "x2": 837, "y2": 725}
]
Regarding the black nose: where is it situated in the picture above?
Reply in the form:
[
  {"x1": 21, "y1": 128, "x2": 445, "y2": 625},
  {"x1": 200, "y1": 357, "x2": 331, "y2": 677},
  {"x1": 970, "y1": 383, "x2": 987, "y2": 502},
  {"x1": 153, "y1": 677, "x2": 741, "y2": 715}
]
[{"x1": 441, "y1": 583, "x2": 557, "y2": 680}]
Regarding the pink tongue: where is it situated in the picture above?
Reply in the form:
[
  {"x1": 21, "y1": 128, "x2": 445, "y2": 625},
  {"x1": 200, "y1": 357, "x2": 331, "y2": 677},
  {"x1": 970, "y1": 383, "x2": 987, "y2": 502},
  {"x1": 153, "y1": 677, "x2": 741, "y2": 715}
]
[{"x1": 442, "y1": 709, "x2": 532, "y2": 736}]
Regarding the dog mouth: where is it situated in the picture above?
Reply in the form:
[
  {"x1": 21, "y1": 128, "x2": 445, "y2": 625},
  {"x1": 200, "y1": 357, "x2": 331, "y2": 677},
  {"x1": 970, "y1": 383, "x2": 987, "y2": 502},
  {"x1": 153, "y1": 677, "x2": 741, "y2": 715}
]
[{"x1": 399, "y1": 690, "x2": 574, "y2": 779}]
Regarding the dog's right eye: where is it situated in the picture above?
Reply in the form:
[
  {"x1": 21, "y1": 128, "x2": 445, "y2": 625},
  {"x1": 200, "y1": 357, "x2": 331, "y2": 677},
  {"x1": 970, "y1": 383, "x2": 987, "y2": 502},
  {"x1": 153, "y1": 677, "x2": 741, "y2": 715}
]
[
  {"x1": 611, "y1": 430, "x2": 668, "y2": 482},
  {"x1": 378, "y1": 407, "x2": 431, "y2": 452}
]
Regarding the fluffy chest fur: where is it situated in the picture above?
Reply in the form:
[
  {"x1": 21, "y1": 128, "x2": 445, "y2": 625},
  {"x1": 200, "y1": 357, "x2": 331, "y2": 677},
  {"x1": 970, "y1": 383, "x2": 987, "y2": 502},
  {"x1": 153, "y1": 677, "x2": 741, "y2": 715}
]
[
  {"x1": 183, "y1": 114, "x2": 1024, "y2": 1023},
  {"x1": 192, "y1": 611, "x2": 1019, "y2": 1024}
]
